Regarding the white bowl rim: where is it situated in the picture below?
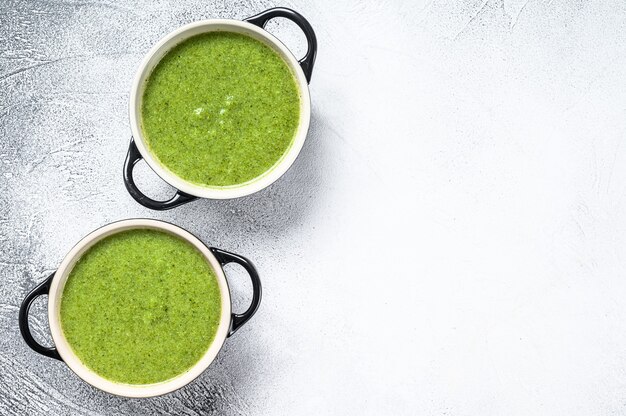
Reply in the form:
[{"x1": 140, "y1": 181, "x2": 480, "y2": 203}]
[
  {"x1": 128, "y1": 18, "x2": 312, "y2": 199},
  {"x1": 47, "y1": 218, "x2": 233, "y2": 398}
]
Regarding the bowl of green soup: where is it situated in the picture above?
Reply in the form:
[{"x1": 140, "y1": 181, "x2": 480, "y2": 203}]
[
  {"x1": 123, "y1": 7, "x2": 317, "y2": 210},
  {"x1": 19, "y1": 219, "x2": 261, "y2": 397}
]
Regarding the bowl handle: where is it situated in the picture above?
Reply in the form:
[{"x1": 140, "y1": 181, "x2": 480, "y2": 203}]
[
  {"x1": 245, "y1": 7, "x2": 317, "y2": 83},
  {"x1": 19, "y1": 273, "x2": 62, "y2": 361},
  {"x1": 210, "y1": 248, "x2": 262, "y2": 336},
  {"x1": 123, "y1": 137, "x2": 197, "y2": 210}
]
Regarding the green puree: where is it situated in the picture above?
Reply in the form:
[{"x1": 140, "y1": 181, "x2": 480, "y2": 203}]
[
  {"x1": 141, "y1": 31, "x2": 300, "y2": 187},
  {"x1": 60, "y1": 229, "x2": 221, "y2": 385}
]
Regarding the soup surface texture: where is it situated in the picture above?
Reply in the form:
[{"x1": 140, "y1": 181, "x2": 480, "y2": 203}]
[
  {"x1": 141, "y1": 31, "x2": 300, "y2": 187},
  {"x1": 60, "y1": 229, "x2": 222, "y2": 385}
]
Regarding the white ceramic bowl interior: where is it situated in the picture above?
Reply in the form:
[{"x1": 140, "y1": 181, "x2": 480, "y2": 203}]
[
  {"x1": 129, "y1": 19, "x2": 311, "y2": 199},
  {"x1": 47, "y1": 219, "x2": 232, "y2": 398}
]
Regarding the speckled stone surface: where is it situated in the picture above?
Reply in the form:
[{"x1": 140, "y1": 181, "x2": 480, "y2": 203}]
[{"x1": 3, "y1": 0, "x2": 626, "y2": 414}]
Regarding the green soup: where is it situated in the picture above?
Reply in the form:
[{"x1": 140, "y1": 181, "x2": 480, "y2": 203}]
[
  {"x1": 140, "y1": 31, "x2": 301, "y2": 187},
  {"x1": 60, "y1": 229, "x2": 222, "y2": 385}
]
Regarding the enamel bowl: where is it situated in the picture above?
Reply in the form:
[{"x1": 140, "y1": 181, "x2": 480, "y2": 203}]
[
  {"x1": 19, "y1": 219, "x2": 261, "y2": 397},
  {"x1": 123, "y1": 7, "x2": 317, "y2": 210}
]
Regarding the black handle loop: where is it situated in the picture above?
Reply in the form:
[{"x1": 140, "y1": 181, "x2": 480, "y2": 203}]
[
  {"x1": 123, "y1": 137, "x2": 197, "y2": 210},
  {"x1": 19, "y1": 273, "x2": 62, "y2": 361},
  {"x1": 245, "y1": 7, "x2": 317, "y2": 83},
  {"x1": 210, "y1": 248, "x2": 262, "y2": 336}
]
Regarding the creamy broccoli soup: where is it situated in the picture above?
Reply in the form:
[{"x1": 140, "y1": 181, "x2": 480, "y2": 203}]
[
  {"x1": 60, "y1": 229, "x2": 222, "y2": 385},
  {"x1": 140, "y1": 31, "x2": 301, "y2": 187}
]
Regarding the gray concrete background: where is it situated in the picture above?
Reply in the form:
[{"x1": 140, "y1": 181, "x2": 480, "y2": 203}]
[{"x1": 3, "y1": 0, "x2": 626, "y2": 414}]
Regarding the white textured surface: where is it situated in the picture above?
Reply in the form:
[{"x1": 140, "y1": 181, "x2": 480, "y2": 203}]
[{"x1": 2, "y1": 0, "x2": 626, "y2": 414}]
